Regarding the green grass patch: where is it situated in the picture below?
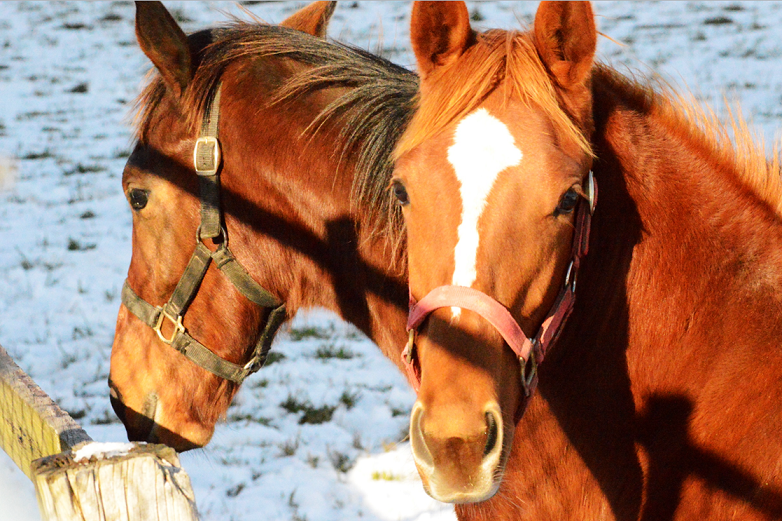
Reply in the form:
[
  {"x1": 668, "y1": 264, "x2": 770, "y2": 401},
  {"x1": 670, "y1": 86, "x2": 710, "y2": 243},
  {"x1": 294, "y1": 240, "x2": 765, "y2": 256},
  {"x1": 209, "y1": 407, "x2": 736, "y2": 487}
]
[
  {"x1": 300, "y1": 404, "x2": 336, "y2": 424},
  {"x1": 67, "y1": 238, "x2": 97, "y2": 251},
  {"x1": 288, "y1": 324, "x2": 334, "y2": 341},
  {"x1": 263, "y1": 352, "x2": 286, "y2": 365},
  {"x1": 227, "y1": 413, "x2": 271, "y2": 425},
  {"x1": 64, "y1": 163, "x2": 104, "y2": 175},
  {"x1": 371, "y1": 470, "x2": 404, "y2": 481},
  {"x1": 280, "y1": 395, "x2": 336, "y2": 425},
  {"x1": 21, "y1": 149, "x2": 55, "y2": 160},
  {"x1": 339, "y1": 390, "x2": 360, "y2": 409},
  {"x1": 329, "y1": 450, "x2": 354, "y2": 473},
  {"x1": 314, "y1": 343, "x2": 354, "y2": 360}
]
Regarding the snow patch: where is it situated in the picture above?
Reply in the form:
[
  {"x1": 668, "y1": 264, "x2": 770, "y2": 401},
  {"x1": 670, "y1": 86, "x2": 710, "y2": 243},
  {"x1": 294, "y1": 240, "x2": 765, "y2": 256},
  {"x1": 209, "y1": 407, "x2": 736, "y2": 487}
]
[{"x1": 73, "y1": 442, "x2": 139, "y2": 462}]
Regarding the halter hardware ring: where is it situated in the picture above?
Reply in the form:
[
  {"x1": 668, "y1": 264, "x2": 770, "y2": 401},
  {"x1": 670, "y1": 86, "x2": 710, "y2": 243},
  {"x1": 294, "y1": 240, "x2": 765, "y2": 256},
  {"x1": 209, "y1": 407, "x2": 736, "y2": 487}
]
[
  {"x1": 243, "y1": 356, "x2": 263, "y2": 375},
  {"x1": 586, "y1": 170, "x2": 596, "y2": 215},
  {"x1": 404, "y1": 329, "x2": 416, "y2": 364},
  {"x1": 196, "y1": 225, "x2": 227, "y2": 246},
  {"x1": 153, "y1": 307, "x2": 185, "y2": 345},
  {"x1": 194, "y1": 136, "x2": 220, "y2": 175},
  {"x1": 565, "y1": 259, "x2": 576, "y2": 293},
  {"x1": 520, "y1": 348, "x2": 538, "y2": 397}
]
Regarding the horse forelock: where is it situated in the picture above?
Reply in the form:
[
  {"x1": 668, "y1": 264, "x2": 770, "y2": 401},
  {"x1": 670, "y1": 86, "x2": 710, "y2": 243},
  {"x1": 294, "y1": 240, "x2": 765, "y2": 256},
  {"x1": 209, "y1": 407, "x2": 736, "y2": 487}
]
[
  {"x1": 394, "y1": 29, "x2": 593, "y2": 162},
  {"x1": 131, "y1": 21, "x2": 418, "y2": 262}
]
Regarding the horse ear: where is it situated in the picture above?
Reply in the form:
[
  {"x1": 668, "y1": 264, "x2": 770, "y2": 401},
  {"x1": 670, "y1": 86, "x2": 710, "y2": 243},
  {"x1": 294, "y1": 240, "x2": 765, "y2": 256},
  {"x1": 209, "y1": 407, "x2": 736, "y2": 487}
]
[
  {"x1": 280, "y1": 1, "x2": 337, "y2": 38},
  {"x1": 410, "y1": 1, "x2": 475, "y2": 79},
  {"x1": 533, "y1": 1, "x2": 596, "y2": 89},
  {"x1": 134, "y1": 1, "x2": 192, "y2": 98}
]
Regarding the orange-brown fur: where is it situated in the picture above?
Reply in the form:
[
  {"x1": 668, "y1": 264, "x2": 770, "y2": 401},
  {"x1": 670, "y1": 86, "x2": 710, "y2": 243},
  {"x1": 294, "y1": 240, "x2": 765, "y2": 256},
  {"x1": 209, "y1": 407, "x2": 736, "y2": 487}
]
[
  {"x1": 110, "y1": 2, "x2": 415, "y2": 449},
  {"x1": 398, "y1": 1, "x2": 782, "y2": 519},
  {"x1": 112, "y1": 2, "x2": 782, "y2": 517}
]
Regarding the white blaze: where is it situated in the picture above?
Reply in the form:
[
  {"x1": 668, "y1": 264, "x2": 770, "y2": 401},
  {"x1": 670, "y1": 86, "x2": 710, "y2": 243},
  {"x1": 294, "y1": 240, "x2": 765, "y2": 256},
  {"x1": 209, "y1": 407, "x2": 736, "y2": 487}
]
[{"x1": 447, "y1": 108, "x2": 522, "y2": 316}]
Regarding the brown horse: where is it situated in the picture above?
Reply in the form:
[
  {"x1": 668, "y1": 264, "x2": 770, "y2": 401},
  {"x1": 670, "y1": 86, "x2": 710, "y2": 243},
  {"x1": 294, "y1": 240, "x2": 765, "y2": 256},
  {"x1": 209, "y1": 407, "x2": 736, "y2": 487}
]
[
  {"x1": 108, "y1": 1, "x2": 416, "y2": 450},
  {"x1": 392, "y1": 1, "x2": 782, "y2": 519}
]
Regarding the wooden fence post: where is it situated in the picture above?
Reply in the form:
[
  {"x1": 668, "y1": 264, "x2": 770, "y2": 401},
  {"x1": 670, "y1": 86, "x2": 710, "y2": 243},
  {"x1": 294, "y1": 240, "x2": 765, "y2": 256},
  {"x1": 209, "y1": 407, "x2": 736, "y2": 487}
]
[
  {"x1": 32, "y1": 442, "x2": 199, "y2": 521},
  {"x1": 0, "y1": 343, "x2": 199, "y2": 520}
]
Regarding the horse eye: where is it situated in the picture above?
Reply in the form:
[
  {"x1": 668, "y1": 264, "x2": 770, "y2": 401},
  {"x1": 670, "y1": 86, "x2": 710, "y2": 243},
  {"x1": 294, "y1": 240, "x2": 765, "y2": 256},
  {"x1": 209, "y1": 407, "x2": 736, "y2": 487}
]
[
  {"x1": 555, "y1": 188, "x2": 579, "y2": 215},
  {"x1": 128, "y1": 189, "x2": 149, "y2": 210},
  {"x1": 392, "y1": 180, "x2": 409, "y2": 206}
]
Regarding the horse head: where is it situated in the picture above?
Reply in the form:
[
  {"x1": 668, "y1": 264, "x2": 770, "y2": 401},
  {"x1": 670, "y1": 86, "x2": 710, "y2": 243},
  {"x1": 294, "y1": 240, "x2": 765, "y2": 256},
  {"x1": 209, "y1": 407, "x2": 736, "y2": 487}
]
[
  {"x1": 392, "y1": 1, "x2": 597, "y2": 503},
  {"x1": 108, "y1": 1, "x2": 338, "y2": 450}
]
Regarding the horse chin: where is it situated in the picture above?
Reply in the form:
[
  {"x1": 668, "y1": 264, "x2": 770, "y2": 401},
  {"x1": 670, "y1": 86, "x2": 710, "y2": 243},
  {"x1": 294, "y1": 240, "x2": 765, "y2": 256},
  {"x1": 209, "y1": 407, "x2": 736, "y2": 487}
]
[
  {"x1": 423, "y1": 471, "x2": 502, "y2": 504},
  {"x1": 112, "y1": 390, "x2": 215, "y2": 451},
  {"x1": 148, "y1": 420, "x2": 212, "y2": 452},
  {"x1": 415, "y1": 458, "x2": 503, "y2": 504}
]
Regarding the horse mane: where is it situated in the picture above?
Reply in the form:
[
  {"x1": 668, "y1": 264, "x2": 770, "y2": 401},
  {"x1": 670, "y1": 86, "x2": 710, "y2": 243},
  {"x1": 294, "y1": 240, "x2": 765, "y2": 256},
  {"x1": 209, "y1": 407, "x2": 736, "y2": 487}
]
[
  {"x1": 134, "y1": 22, "x2": 418, "y2": 253},
  {"x1": 394, "y1": 26, "x2": 782, "y2": 215},
  {"x1": 592, "y1": 65, "x2": 782, "y2": 215}
]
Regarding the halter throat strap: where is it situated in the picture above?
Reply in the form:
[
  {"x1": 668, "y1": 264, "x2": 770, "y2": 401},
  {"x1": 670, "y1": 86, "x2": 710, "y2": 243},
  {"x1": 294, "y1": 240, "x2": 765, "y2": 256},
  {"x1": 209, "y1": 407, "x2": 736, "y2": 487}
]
[
  {"x1": 121, "y1": 84, "x2": 286, "y2": 385},
  {"x1": 402, "y1": 172, "x2": 596, "y2": 397}
]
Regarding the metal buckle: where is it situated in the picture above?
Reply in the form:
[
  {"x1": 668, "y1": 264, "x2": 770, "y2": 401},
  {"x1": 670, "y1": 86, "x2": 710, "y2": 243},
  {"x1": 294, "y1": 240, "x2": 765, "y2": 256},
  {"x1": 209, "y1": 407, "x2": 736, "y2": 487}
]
[
  {"x1": 403, "y1": 329, "x2": 416, "y2": 364},
  {"x1": 153, "y1": 307, "x2": 185, "y2": 345},
  {"x1": 564, "y1": 260, "x2": 575, "y2": 289},
  {"x1": 520, "y1": 348, "x2": 538, "y2": 397},
  {"x1": 193, "y1": 136, "x2": 220, "y2": 175},
  {"x1": 586, "y1": 170, "x2": 596, "y2": 215},
  {"x1": 243, "y1": 356, "x2": 264, "y2": 376},
  {"x1": 563, "y1": 259, "x2": 578, "y2": 293}
]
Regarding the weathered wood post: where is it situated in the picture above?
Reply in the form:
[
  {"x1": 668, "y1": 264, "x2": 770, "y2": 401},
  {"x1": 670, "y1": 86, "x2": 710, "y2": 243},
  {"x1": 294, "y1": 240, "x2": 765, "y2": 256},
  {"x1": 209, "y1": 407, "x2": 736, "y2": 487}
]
[
  {"x1": 32, "y1": 442, "x2": 199, "y2": 521},
  {"x1": 0, "y1": 344, "x2": 92, "y2": 478},
  {"x1": 0, "y1": 343, "x2": 199, "y2": 521}
]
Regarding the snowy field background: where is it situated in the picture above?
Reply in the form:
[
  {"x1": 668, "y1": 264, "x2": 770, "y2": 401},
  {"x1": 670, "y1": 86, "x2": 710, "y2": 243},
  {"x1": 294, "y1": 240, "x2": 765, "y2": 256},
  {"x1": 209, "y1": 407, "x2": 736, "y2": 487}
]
[{"x1": 3, "y1": 2, "x2": 782, "y2": 520}]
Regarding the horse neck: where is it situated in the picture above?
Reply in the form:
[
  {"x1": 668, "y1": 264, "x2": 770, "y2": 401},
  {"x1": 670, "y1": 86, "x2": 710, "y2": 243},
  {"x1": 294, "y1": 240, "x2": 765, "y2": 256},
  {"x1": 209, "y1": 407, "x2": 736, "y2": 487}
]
[
  {"x1": 223, "y1": 86, "x2": 409, "y2": 365},
  {"x1": 466, "y1": 73, "x2": 782, "y2": 521},
  {"x1": 284, "y1": 158, "x2": 409, "y2": 364},
  {"x1": 585, "y1": 72, "x2": 782, "y2": 375}
]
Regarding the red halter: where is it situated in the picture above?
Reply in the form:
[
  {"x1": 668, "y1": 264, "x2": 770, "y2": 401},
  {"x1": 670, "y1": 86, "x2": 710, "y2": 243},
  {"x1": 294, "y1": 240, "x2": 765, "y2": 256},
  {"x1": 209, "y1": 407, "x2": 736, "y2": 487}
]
[{"x1": 402, "y1": 172, "x2": 596, "y2": 397}]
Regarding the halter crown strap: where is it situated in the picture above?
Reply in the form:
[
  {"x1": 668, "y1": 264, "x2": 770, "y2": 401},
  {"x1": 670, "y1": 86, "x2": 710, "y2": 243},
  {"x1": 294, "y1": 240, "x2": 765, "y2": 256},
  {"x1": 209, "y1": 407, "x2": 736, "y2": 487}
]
[
  {"x1": 121, "y1": 83, "x2": 286, "y2": 385},
  {"x1": 195, "y1": 86, "x2": 222, "y2": 238}
]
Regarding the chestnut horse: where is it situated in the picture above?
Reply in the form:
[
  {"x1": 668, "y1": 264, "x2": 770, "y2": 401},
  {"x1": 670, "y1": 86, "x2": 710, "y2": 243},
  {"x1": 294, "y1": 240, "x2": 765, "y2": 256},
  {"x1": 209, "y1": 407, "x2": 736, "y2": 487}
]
[
  {"x1": 108, "y1": 1, "x2": 416, "y2": 450},
  {"x1": 392, "y1": 1, "x2": 782, "y2": 519}
]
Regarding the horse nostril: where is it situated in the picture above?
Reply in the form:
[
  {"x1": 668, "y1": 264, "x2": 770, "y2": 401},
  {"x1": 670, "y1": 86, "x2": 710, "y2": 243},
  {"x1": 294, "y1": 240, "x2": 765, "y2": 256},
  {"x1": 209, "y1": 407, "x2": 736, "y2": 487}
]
[
  {"x1": 484, "y1": 409, "x2": 500, "y2": 457},
  {"x1": 410, "y1": 402, "x2": 434, "y2": 471}
]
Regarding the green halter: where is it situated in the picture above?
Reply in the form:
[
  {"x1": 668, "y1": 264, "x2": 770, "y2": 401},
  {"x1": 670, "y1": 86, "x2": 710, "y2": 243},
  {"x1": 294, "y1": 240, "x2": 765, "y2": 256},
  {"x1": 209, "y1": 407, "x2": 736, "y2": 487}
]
[{"x1": 121, "y1": 85, "x2": 286, "y2": 384}]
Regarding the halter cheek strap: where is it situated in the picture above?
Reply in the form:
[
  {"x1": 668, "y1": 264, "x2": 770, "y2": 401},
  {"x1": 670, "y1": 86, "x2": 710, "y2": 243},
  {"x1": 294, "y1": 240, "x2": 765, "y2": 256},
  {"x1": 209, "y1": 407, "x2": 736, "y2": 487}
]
[
  {"x1": 121, "y1": 84, "x2": 286, "y2": 385},
  {"x1": 402, "y1": 172, "x2": 596, "y2": 397}
]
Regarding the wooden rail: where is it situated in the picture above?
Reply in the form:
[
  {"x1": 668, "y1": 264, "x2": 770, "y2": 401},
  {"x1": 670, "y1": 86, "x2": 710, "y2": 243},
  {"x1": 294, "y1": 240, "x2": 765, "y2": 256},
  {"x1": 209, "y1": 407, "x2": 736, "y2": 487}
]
[
  {"x1": 0, "y1": 343, "x2": 199, "y2": 520},
  {"x1": 0, "y1": 343, "x2": 92, "y2": 479}
]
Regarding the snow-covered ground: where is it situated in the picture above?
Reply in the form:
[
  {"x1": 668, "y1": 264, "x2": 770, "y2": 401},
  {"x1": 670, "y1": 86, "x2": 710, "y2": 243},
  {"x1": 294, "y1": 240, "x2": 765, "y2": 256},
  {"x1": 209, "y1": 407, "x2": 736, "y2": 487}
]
[{"x1": 2, "y1": 2, "x2": 782, "y2": 520}]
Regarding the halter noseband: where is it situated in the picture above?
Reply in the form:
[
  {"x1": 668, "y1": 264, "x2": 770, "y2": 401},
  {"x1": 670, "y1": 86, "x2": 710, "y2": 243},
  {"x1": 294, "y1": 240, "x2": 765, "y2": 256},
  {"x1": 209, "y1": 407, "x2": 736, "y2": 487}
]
[
  {"x1": 121, "y1": 85, "x2": 286, "y2": 385},
  {"x1": 402, "y1": 171, "x2": 596, "y2": 397}
]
